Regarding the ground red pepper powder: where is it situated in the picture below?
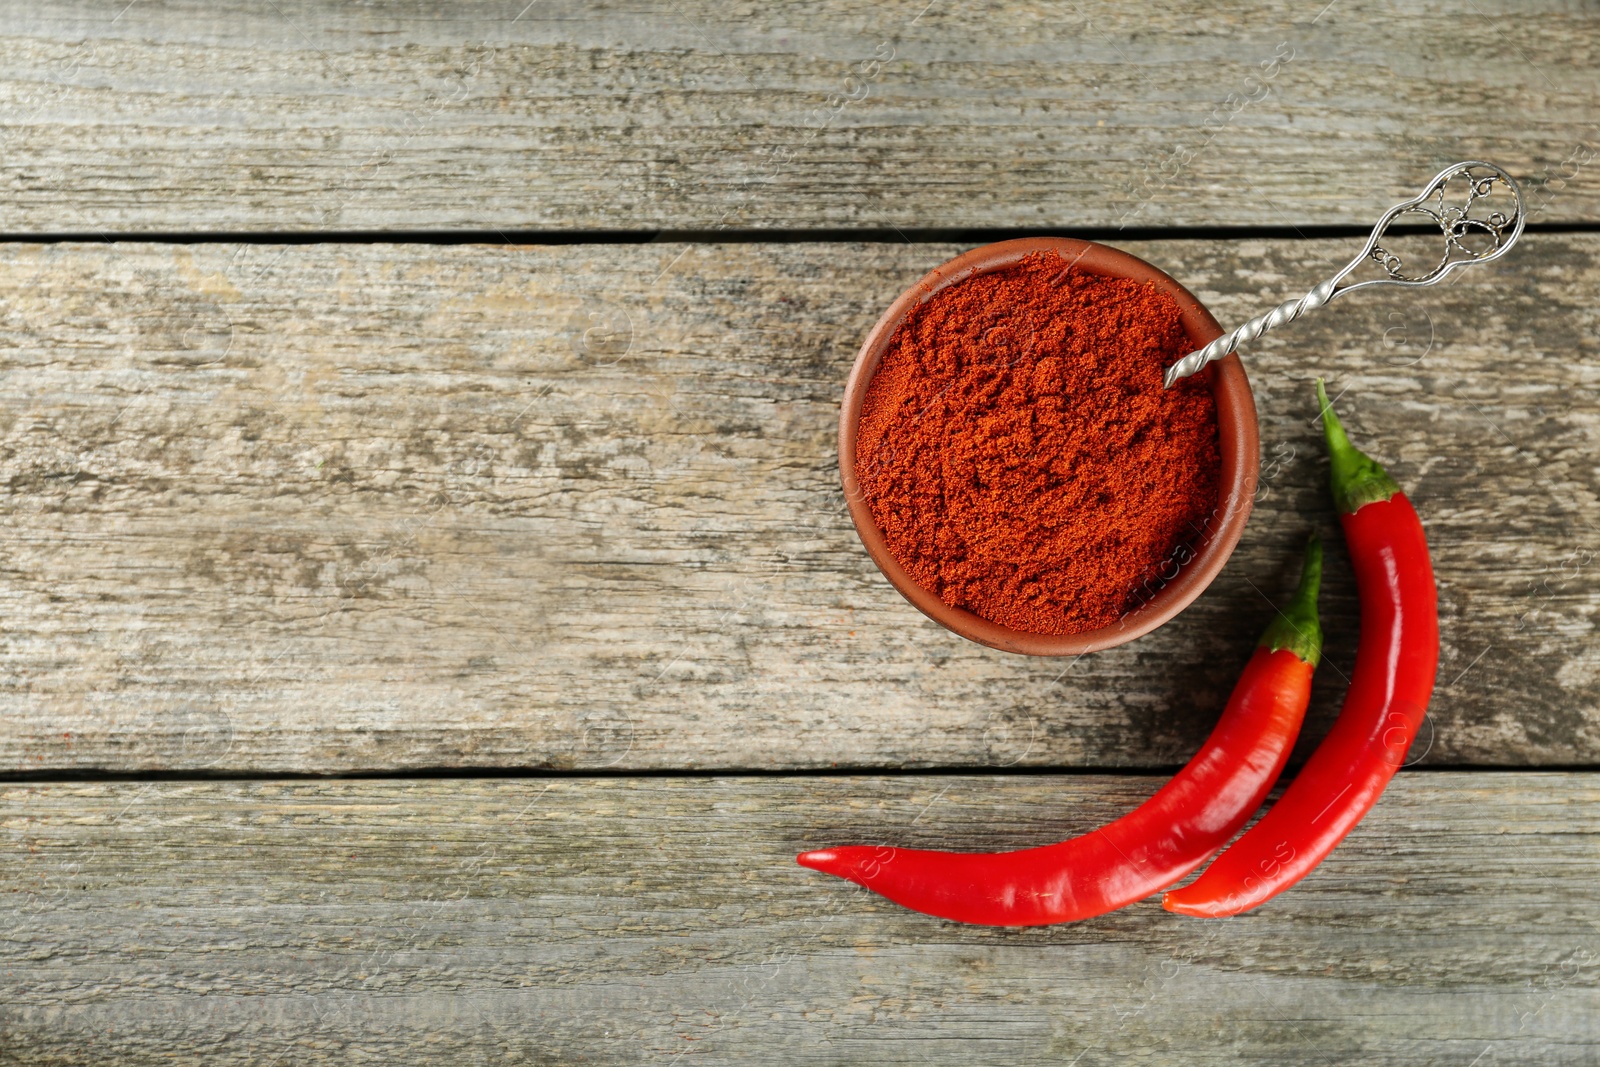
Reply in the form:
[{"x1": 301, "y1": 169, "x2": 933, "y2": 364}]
[{"x1": 856, "y1": 250, "x2": 1221, "y2": 635}]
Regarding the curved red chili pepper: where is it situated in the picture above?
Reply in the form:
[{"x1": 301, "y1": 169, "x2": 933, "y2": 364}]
[
  {"x1": 797, "y1": 538, "x2": 1324, "y2": 926},
  {"x1": 1163, "y1": 380, "x2": 1439, "y2": 917}
]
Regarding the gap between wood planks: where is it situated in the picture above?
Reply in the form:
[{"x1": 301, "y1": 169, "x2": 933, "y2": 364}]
[
  {"x1": 0, "y1": 220, "x2": 1598, "y2": 245},
  {"x1": 4, "y1": 764, "x2": 1598, "y2": 784}
]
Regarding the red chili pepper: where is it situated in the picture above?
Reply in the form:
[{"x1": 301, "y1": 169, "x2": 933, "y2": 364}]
[
  {"x1": 796, "y1": 538, "x2": 1324, "y2": 927},
  {"x1": 1163, "y1": 380, "x2": 1439, "y2": 917}
]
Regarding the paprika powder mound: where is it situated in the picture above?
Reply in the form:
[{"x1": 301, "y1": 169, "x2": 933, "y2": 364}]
[{"x1": 855, "y1": 250, "x2": 1221, "y2": 636}]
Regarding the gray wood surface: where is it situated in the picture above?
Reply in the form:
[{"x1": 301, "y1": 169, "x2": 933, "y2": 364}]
[
  {"x1": 7, "y1": 2, "x2": 1598, "y2": 1061},
  {"x1": 2, "y1": 772, "x2": 1597, "y2": 1065},
  {"x1": 1, "y1": 236, "x2": 1594, "y2": 774},
  {"x1": 2, "y1": 0, "x2": 1597, "y2": 231}
]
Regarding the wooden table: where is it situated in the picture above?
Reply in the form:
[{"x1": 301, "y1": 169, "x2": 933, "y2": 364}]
[{"x1": 3, "y1": 3, "x2": 1598, "y2": 1063}]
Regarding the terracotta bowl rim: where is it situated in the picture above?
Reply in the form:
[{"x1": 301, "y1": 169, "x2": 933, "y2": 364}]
[{"x1": 838, "y1": 236, "x2": 1260, "y2": 656}]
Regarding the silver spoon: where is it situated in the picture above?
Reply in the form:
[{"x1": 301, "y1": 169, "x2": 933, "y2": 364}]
[{"x1": 1163, "y1": 160, "x2": 1526, "y2": 388}]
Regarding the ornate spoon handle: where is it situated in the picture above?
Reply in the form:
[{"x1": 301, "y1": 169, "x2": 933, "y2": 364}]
[{"x1": 1163, "y1": 160, "x2": 1526, "y2": 389}]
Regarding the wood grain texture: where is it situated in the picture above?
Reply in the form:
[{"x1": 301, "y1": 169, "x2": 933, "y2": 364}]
[
  {"x1": 0, "y1": 237, "x2": 1594, "y2": 774},
  {"x1": 1, "y1": 773, "x2": 1597, "y2": 1065},
  {"x1": 2, "y1": 0, "x2": 1597, "y2": 231}
]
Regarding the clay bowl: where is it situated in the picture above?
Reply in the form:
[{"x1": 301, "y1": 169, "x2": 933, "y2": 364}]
[{"x1": 840, "y1": 237, "x2": 1259, "y2": 656}]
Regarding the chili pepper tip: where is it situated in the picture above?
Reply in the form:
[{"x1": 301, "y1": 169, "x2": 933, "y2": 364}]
[
  {"x1": 798, "y1": 846, "x2": 880, "y2": 885},
  {"x1": 1315, "y1": 379, "x2": 1402, "y2": 515},
  {"x1": 1161, "y1": 888, "x2": 1238, "y2": 918}
]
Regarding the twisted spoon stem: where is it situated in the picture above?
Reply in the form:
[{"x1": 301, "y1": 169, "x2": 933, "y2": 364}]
[{"x1": 1162, "y1": 278, "x2": 1339, "y2": 388}]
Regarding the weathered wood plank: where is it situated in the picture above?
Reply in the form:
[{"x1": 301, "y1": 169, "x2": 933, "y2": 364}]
[
  {"x1": 1, "y1": 0, "x2": 1597, "y2": 230},
  {"x1": 0, "y1": 237, "x2": 1594, "y2": 773},
  {"x1": 1, "y1": 773, "x2": 1597, "y2": 1064}
]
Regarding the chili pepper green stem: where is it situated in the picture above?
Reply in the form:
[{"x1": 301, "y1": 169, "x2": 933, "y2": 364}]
[
  {"x1": 1257, "y1": 534, "x2": 1323, "y2": 667},
  {"x1": 1316, "y1": 378, "x2": 1401, "y2": 514}
]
